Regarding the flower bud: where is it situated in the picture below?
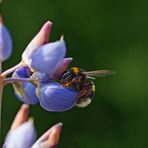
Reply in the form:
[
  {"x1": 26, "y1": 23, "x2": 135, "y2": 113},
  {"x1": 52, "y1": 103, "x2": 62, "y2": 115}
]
[
  {"x1": 22, "y1": 21, "x2": 52, "y2": 63},
  {"x1": 32, "y1": 122, "x2": 63, "y2": 148},
  {"x1": 4, "y1": 119, "x2": 36, "y2": 148},
  {"x1": 0, "y1": 16, "x2": 12, "y2": 62},
  {"x1": 38, "y1": 82, "x2": 78, "y2": 112}
]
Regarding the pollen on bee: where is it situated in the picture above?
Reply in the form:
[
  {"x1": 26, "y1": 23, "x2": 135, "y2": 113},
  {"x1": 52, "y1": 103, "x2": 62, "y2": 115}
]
[
  {"x1": 92, "y1": 85, "x2": 95, "y2": 91},
  {"x1": 72, "y1": 67, "x2": 79, "y2": 74}
]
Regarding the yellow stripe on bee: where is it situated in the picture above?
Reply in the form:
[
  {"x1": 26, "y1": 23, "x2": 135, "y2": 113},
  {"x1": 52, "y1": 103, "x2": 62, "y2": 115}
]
[
  {"x1": 92, "y1": 84, "x2": 95, "y2": 91},
  {"x1": 72, "y1": 67, "x2": 79, "y2": 74}
]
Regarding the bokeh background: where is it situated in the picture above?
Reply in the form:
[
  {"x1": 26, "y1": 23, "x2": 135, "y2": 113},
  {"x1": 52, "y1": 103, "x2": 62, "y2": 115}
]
[{"x1": 1, "y1": 0, "x2": 148, "y2": 147}]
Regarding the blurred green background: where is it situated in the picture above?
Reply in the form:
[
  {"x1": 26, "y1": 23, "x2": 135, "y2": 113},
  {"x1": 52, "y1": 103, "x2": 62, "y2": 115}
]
[{"x1": 1, "y1": 0, "x2": 148, "y2": 147}]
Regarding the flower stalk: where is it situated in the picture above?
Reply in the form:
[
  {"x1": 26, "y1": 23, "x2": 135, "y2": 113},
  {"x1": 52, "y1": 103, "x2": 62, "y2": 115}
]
[
  {"x1": 0, "y1": 62, "x2": 23, "y2": 136},
  {"x1": 1, "y1": 62, "x2": 22, "y2": 77},
  {"x1": 4, "y1": 77, "x2": 38, "y2": 84},
  {"x1": 0, "y1": 75, "x2": 3, "y2": 142}
]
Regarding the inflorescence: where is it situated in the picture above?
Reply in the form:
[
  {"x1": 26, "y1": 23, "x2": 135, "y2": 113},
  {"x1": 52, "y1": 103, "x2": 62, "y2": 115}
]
[{"x1": 0, "y1": 15, "x2": 115, "y2": 147}]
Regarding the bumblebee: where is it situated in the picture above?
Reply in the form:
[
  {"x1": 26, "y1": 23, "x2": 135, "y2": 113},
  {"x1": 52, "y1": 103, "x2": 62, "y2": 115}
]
[{"x1": 60, "y1": 67, "x2": 115, "y2": 108}]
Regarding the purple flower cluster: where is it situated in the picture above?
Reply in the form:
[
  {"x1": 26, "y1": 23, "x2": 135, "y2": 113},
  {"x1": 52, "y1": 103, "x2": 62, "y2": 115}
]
[
  {"x1": 10, "y1": 21, "x2": 79, "y2": 112},
  {"x1": 0, "y1": 17, "x2": 78, "y2": 147},
  {"x1": 0, "y1": 15, "x2": 115, "y2": 147},
  {"x1": 0, "y1": 16, "x2": 115, "y2": 112}
]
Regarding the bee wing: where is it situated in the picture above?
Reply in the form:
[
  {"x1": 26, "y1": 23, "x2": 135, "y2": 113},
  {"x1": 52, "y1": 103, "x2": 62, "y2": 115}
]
[{"x1": 82, "y1": 70, "x2": 116, "y2": 77}]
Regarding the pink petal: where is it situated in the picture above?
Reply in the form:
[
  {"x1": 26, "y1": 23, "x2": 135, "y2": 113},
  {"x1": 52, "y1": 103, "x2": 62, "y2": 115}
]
[
  {"x1": 52, "y1": 57, "x2": 73, "y2": 80},
  {"x1": 22, "y1": 21, "x2": 52, "y2": 62},
  {"x1": 32, "y1": 122, "x2": 63, "y2": 147}
]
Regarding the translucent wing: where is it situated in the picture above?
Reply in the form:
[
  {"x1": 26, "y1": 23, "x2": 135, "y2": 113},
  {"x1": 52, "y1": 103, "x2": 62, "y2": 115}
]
[{"x1": 82, "y1": 70, "x2": 116, "y2": 77}]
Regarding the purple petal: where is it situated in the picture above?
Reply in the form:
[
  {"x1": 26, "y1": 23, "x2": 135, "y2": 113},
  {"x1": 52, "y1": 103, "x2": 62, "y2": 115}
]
[
  {"x1": 14, "y1": 82, "x2": 39, "y2": 105},
  {"x1": 39, "y1": 82, "x2": 78, "y2": 112},
  {"x1": 3, "y1": 119, "x2": 36, "y2": 148},
  {"x1": 12, "y1": 66, "x2": 32, "y2": 78},
  {"x1": 0, "y1": 16, "x2": 12, "y2": 62},
  {"x1": 52, "y1": 57, "x2": 73, "y2": 80},
  {"x1": 30, "y1": 40, "x2": 66, "y2": 74},
  {"x1": 12, "y1": 67, "x2": 38, "y2": 105}
]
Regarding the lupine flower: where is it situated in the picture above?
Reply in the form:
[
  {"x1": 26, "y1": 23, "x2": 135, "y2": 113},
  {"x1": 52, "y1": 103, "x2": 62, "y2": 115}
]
[
  {"x1": 38, "y1": 82, "x2": 78, "y2": 112},
  {"x1": 0, "y1": 15, "x2": 116, "y2": 148},
  {"x1": 22, "y1": 21, "x2": 66, "y2": 74},
  {"x1": 22, "y1": 21, "x2": 52, "y2": 65},
  {"x1": 12, "y1": 67, "x2": 78, "y2": 111},
  {"x1": 3, "y1": 104, "x2": 63, "y2": 148},
  {"x1": 32, "y1": 122, "x2": 63, "y2": 148},
  {"x1": 4, "y1": 119, "x2": 36, "y2": 148},
  {"x1": 0, "y1": 16, "x2": 12, "y2": 62},
  {"x1": 26, "y1": 39, "x2": 67, "y2": 74},
  {"x1": 13, "y1": 21, "x2": 76, "y2": 111},
  {"x1": 12, "y1": 67, "x2": 38, "y2": 105},
  {"x1": 10, "y1": 61, "x2": 79, "y2": 112}
]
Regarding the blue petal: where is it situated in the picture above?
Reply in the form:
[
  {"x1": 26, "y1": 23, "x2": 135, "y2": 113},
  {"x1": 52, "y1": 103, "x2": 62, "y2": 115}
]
[
  {"x1": 13, "y1": 67, "x2": 38, "y2": 105},
  {"x1": 4, "y1": 119, "x2": 36, "y2": 148},
  {"x1": 0, "y1": 23, "x2": 12, "y2": 61},
  {"x1": 39, "y1": 82, "x2": 78, "y2": 112},
  {"x1": 13, "y1": 67, "x2": 31, "y2": 78},
  {"x1": 30, "y1": 40, "x2": 66, "y2": 74},
  {"x1": 15, "y1": 82, "x2": 38, "y2": 105}
]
